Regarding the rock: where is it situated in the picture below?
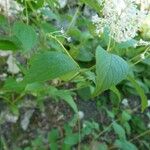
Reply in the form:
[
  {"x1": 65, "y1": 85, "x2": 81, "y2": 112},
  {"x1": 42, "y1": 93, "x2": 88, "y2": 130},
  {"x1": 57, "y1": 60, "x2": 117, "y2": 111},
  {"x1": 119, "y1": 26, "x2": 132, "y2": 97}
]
[
  {"x1": 21, "y1": 109, "x2": 35, "y2": 131},
  {"x1": 7, "y1": 55, "x2": 20, "y2": 74},
  {"x1": 0, "y1": 110, "x2": 18, "y2": 124},
  {"x1": 0, "y1": 50, "x2": 12, "y2": 57}
]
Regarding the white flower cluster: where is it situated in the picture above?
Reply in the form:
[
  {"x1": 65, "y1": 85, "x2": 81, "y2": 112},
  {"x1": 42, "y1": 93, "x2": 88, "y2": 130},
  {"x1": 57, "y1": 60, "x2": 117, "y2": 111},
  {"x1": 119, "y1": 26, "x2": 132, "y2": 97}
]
[
  {"x1": 92, "y1": 0, "x2": 147, "y2": 43},
  {"x1": 58, "y1": 0, "x2": 67, "y2": 8},
  {"x1": 134, "y1": 39, "x2": 150, "y2": 47},
  {"x1": 136, "y1": 0, "x2": 150, "y2": 11},
  {"x1": 0, "y1": 0, "x2": 23, "y2": 16},
  {"x1": 0, "y1": 0, "x2": 9, "y2": 13}
]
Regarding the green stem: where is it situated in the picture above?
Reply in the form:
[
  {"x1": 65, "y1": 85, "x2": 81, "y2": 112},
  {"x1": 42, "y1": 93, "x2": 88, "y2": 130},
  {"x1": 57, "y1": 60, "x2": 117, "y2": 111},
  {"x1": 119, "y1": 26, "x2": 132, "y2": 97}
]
[
  {"x1": 95, "y1": 121, "x2": 115, "y2": 139},
  {"x1": 66, "y1": 6, "x2": 80, "y2": 34},
  {"x1": 96, "y1": 105, "x2": 141, "y2": 140},
  {"x1": 128, "y1": 46, "x2": 150, "y2": 63},
  {"x1": 107, "y1": 35, "x2": 112, "y2": 51},
  {"x1": 56, "y1": 65, "x2": 96, "y2": 87},
  {"x1": 132, "y1": 52, "x2": 150, "y2": 66},
  {"x1": 77, "y1": 118, "x2": 81, "y2": 150},
  {"x1": 12, "y1": 93, "x2": 25, "y2": 104},
  {"x1": 47, "y1": 34, "x2": 79, "y2": 67},
  {"x1": 0, "y1": 96, "x2": 11, "y2": 105},
  {"x1": 130, "y1": 129, "x2": 150, "y2": 142},
  {"x1": 25, "y1": 0, "x2": 29, "y2": 24},
  {"x1": 0, "y1": 136, "x2": 8, "y2": 150}
]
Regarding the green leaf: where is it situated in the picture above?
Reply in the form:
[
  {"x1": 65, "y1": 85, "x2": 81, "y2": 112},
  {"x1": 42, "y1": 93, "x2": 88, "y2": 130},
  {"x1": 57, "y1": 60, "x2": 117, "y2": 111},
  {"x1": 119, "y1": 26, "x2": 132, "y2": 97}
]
[
  {"x1": 0, "y1": 15, "x2": 9, "y2": 31},
  {"x1": 121, "y1": 111, "x2": 131, "y2": 122},
  {"x1": 48, "y1": 129, "x2": 59, "y2": 150},
  {"x1": 97, "y1": 143, "x2": 108, "y2": 150},
  {"x1": 29, "y1": 0, "x2": 44, "y2": 10},
  {"x1": 49, "y1": 143, "x2": 58, "y2": 150},
  {"x1": 114, "y1": 140, "x2": 137, "y2": 150},
  {"x1": 47, "y1": 87, "x2": 78, "y2": 113},
  {"x1": 123, "y1": 122, "x2": 131, "y2": 135},
  {"x1": 80, "y1": 0, "x2": 102, "y2": 12},
  {"x1": 90, "y1": 142, "x2": 108, "y2": 150},
  {"x1": 24, "y1": 51, "x2": 79, "y2": 83},
  {"x1": 0, "y1": 40, "x2": 18, "y2": 50},
  {"x1": 12, "y1": 22, "x2": 37, "y2": 51},
  {"x1": 76, "y1": 48, "x2": 94, "y2": 62},
  {"x1": 116, "y1": 39, "x2": 137, "y2": 49},
  {"x1": 77, "y1": 86, "x2": 93, "y2": 100},
  {"x1": 93, "y1": 46, "x2": 129, "y2": 96},
  {"x1": 31, "y1": 137, "x2": 44, "y2": 149},
  {"x1": 143, "y1": 57, "x2": 150, "y2": 66},
  {"x1": 82, "y1": 121, "x2": 99, "y2": 136},
  {"x1": 64, "y1": 133, "x2": 79, "y2": 146},
  {"x1": 3, "y1": 77, "x2": 25, "y2": 93},
  {"x1": 113, "y1": 122, "x2": 126, "y2": 140},
  {"x1": 56, "y1": 90, "x2": 78, "y2": 113},
  {"x1": 25, "y1": 82, "x2": 46, "y2": 94},
  {"x1": 105, "y1": 109, "x2": 115, "y2": 119},
  {"x1": 128, "y1": 76, "x2": 148, "y2": 112},
  {"x1": 110, "y1": 86, "x2": 121, "y2": 102}
]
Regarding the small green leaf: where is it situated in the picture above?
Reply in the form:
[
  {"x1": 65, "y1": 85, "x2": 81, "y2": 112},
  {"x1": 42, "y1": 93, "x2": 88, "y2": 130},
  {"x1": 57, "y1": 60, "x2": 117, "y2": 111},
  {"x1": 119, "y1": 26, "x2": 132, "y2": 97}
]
[
  {"x1": 113, "y1": 122, "x2": 126, "y2": 140},
  {"x1": 76, "y1": 48, "x2": 94, "y2": 62},
  {"x1": 13, "y1": 22, "x2": 37, "y2": 51},
  {"x1": 0, "y1": 36, "x2": 20, "y2": 51},
  {"x1": 110, "y1": 86, "x2": 121, "y2": 102},
  {"x1": 128, "y1": 76, "x2": 148, "y2": 112},
  {"x1": 121, "y1": 111, "x2": 131, "y2": 122},
  {"x1": 80, "y1": 0, "x2": 102, "y2": 12},
  {"x1": 77, "y1": 86, "x2": 93, "y2": 100},
  {"x1": 29, "y1": 0, "x2": 44, "y2": 10},
  {"x1": 123, "y1": 122, "x2": 131, "y2": 135},
  {"x1": 106, "y1": 109, "x2": 115, "y2": 119},
  {"x1": 90, "y1": 142, "x2": 108, "y2": 150},
  {"x1": 64, "y1": 133, "x2": 79, "y2": 146},
  {"x1": 56, "y1": 90, "x2": 78, "y2": 113},
  {"x1": 48, "y1": 129, "x2": 59, "y2": 150},
  {"x1": 3, "y1": 77, "x2": 25, "y2": 93},
  {"x1": 97, "y1": 143, "x2": 108, "y2": 150},
  {"x1": 0, "y1": 40, "x2": 18, "y2": 50},
  {"x1": 48, "y1": 129, "x2": 59, "y2": 141},
  {"x1": 114, "y1": 140, "x2": 137, "y2": 150},
  {"x1": 93, "y1": 46, "x2": 129, "y2": 96},
  {"x1": 24, "y1": 51, "x2": 79, "y2": 83}
]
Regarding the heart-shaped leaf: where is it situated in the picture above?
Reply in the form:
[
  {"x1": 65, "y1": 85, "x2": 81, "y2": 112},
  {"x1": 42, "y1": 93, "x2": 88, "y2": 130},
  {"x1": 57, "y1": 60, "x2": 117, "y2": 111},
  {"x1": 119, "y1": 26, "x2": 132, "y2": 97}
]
[
  {"x1": 93, "y1": 46, "x2": 129, "y2": 96},
  {"x1": 24, "y1": 51, "x2": 79, "y2": 83}
]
